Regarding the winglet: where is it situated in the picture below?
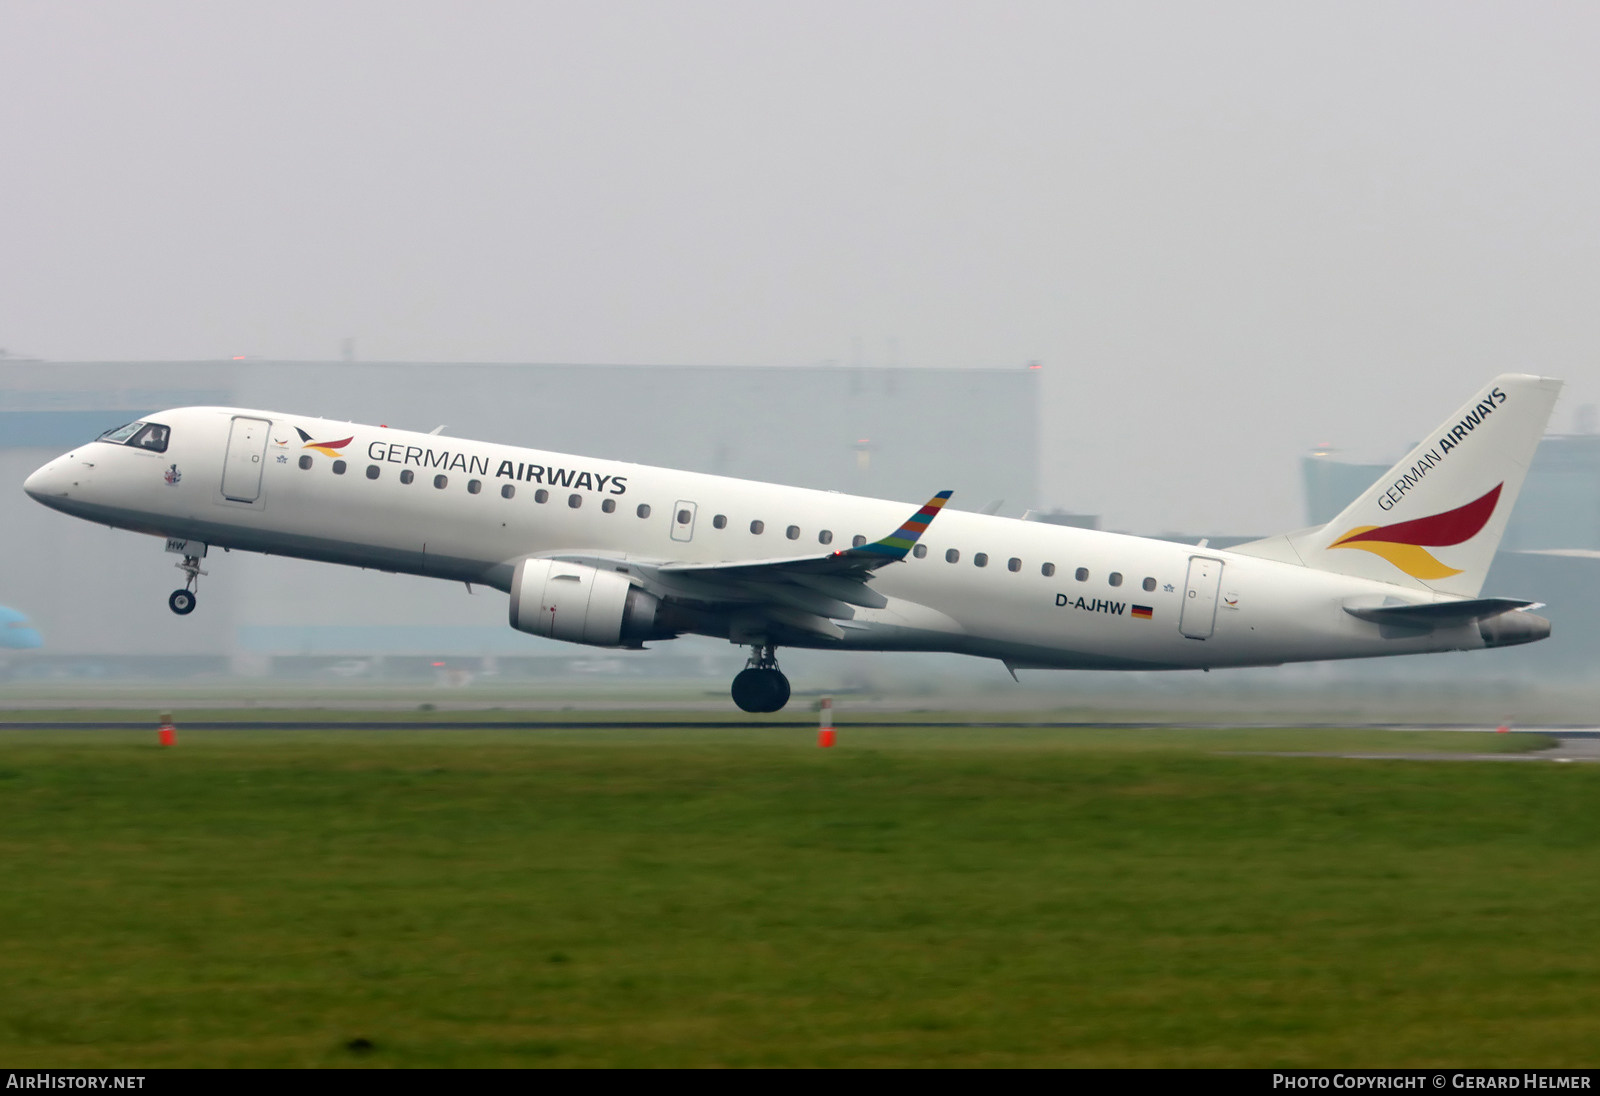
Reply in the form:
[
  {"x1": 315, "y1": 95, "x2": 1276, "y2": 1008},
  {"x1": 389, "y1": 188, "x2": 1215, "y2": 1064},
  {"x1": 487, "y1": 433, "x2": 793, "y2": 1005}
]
[{"x1": 849, "y1": 490, "x2": 953, "y2": 562}]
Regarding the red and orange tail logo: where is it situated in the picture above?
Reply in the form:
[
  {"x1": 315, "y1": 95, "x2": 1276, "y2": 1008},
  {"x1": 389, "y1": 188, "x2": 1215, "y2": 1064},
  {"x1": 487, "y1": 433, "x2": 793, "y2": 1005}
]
[
  {"x1": 1326, "y1": 483, "x2": 1502, "y2": 580},
  {"x1": 296, "y1": 427, "x2": 354, "y2": 458}
]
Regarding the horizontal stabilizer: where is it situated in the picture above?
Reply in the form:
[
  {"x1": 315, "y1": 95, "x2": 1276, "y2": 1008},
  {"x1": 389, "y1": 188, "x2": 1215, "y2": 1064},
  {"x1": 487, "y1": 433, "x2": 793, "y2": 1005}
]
[{"x1": 1343, "y1": 597, "x2": 1538, "y2": 625}]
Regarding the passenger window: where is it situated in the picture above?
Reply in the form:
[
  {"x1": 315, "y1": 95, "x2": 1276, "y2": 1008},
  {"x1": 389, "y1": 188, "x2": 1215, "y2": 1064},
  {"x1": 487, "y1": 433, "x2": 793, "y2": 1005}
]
[
  {"x1": 1109, "y1": 572, "x2": 1123, "y2": 587},
  {"x1": 1143, "y1": 577, "x2": 1157, "y2": 592},
  {"x1": 1042, "y1": 563, "x2": 1056, "y2": 577},
  {"x1": 298, "y1": 455, "x2": 313, "y2": 470},
  {"x1": 501, "y1": 484, "x2": 515, "y2": 499},
  {"x1": 468, "y1": 479, "x2": 482, "y2": 495},
  {"x1": 946, "y1": 548, "x2": 960, "y2": 563},
  {"x1": 636, "y1": 503, "x2": 649, "y2": 517},
  {"x1": 679, "y1": 509, "x2": 693, "y2": 525},
  {"x1": 1075, "y1": 567, "x2": 1089, "y2": 582},
  {"x1": 333, "y1": 460, "x2": 347, "y2": 475},
  {"x1": 818, "y1": 530, "x2": 833, "y2": 545},
  {"x1": 400, "y1": 469, "x2": 414, "y2": 485},
  {"x1": 713, "y1": 514, "x2": 727, "y2": 529},
  {"x1": 852, "y1": 535, "x2": 867, "y2": 548},
  {"x1": 602, "y1": 498, "x2": 616, "y2": 513},
  {"x1": 569, "y1": 494, "x2": 582, "y2": 508},
  {"x1": 1007, "y1": 558, "x2": 1021, "y2": 572},
  {"x1": 751, "y1": 520, "x2": 765, "y2": 534},
  {"x1": 366, "y1": 465, "x2": 380, "y2": 480},
  {"x1": 913, "y1": 544, "x2": 927, "y2": 559},
  {"x1": 974, "y1": 553, "x2": 988, "y2": 567},
  {"x1": 786, "y1": 525, "x2": 800, "y2": 540},
  {"x1": 537, "y1": 489, "x2": 550, "y2": 503},
  {"x1": 433, "y1": 475, "x2": 448, "y2": 489}
]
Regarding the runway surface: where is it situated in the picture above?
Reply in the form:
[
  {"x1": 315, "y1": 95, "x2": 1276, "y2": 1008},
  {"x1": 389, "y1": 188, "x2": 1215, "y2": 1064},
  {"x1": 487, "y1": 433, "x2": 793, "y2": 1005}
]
[{"x1": 3, "y1": 717, "x2": 1598, "y2": 760}]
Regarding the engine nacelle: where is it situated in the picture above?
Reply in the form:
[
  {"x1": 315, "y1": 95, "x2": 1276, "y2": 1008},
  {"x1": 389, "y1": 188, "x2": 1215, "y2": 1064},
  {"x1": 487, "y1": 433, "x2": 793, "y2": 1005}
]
[
  {"x1": 1479, "y1": 610, "x2": 1551, "y2": 649},
  {"x1": 509, "y1": 558, "x2": 665, "y2": 648}
]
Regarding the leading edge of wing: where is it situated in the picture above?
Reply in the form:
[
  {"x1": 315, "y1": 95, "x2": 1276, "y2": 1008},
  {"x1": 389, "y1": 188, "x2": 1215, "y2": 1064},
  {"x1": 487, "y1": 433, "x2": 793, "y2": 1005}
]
[{"x1": 656, "y1": 490, "x2": 954, "y2": 580}]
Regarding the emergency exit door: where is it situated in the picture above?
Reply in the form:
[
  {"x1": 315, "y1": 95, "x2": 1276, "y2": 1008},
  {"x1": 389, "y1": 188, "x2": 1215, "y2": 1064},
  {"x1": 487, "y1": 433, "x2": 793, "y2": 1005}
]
[
  {"x1": 222, "y1": 416, "x2": 271, "y2": 503},
  {"x1": 1179, "y1": 556, "x2": 1224, "y2": 640},
  {"x1": 670, "y1": 500, "x2": 698, "y2": 542}
]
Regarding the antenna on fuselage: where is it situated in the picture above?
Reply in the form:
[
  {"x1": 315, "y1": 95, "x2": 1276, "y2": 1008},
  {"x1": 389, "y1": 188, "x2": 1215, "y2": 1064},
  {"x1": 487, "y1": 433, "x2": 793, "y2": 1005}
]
[{"x1": 428, "y1": 425, "x2": 446, "y2": 435}]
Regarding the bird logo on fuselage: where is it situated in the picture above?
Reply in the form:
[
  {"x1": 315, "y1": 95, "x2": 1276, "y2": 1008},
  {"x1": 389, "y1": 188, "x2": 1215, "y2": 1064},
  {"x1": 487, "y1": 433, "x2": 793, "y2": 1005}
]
[{"x1": 296, "y1": 427, "x2": 354, "y2": 458}]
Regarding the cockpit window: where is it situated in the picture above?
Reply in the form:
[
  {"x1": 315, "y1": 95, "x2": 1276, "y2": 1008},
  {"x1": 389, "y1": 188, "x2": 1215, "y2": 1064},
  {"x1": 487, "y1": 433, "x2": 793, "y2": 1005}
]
[
  {"x1": 129, "y1": 423, "x2": 170, "y2": 452},
  {"x1": 96, "y1": 421, "x2": 170, "y2": 453}
]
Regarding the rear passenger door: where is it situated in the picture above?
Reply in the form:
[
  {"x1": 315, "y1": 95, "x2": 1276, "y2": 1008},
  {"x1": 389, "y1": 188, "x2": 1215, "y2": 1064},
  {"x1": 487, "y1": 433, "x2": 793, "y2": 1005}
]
[{"x1": 1179, "y1": 556, "x2": 1223, "y2": 639}]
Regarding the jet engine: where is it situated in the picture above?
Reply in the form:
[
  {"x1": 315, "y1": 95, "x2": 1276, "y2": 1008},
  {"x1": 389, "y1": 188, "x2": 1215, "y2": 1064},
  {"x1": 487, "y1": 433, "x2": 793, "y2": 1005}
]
[
  {"x1": 508, "y1": 558, "x2": 668, "y2": 647},
  {"x1": 1478, "y1": 610, "x2": 1551, "y2": 649}
]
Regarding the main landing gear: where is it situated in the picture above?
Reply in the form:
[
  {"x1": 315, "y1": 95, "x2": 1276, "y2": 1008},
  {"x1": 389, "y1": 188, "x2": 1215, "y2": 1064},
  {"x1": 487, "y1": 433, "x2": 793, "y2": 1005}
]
[
  {"x1": 731, "y1": 643, "x2": 791, "y2": 713},
  {"x1": 168, "y1": 553, "x2": 206, "y2": 616}
]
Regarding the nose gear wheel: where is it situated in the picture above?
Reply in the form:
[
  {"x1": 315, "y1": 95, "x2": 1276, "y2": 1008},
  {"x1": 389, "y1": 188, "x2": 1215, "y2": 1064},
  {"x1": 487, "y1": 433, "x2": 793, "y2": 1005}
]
[{"x1": 168, "y1": 553, "x2": 207, "y2": 616}]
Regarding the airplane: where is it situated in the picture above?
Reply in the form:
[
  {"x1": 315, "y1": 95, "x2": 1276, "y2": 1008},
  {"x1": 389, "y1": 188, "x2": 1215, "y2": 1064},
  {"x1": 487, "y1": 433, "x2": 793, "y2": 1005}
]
[
  {"x1": 22, "y1": 373, "x2": 1559, "y2": 712},
  {"x1": 0, "y1": 605, "x2": 43, "y2": 651}
]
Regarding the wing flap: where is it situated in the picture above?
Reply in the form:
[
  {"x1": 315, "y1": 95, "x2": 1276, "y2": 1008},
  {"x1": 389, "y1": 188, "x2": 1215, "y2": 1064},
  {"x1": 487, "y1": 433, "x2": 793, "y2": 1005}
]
[
  {"x1": 788, "y1": 573, "x2": 889, "y2": 609},
  {"x1": 760, "y1": 584, "x2": 861, "y2": 620},
  {"x1": 761, "y1": 606, "x2": 847, "y2": 641}
]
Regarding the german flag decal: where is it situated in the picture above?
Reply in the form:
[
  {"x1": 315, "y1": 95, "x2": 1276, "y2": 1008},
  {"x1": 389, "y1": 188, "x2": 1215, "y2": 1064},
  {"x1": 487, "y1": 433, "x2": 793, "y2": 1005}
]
[{"x1": 1131, "y1": 605, "x2": 1153, "y2": 620}]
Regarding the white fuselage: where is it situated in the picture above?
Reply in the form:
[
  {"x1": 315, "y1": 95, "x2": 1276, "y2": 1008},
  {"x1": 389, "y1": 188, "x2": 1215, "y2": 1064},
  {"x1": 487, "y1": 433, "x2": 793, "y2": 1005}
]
[{"x1": 23, "y1": 406, "x2": 1496, "y2": 670}]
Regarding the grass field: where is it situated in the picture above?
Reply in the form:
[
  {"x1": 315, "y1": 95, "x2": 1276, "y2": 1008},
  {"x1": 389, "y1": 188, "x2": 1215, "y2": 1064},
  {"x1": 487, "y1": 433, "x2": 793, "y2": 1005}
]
[{"x1": 0, "y1": 722, "x2": 1595, "y2": 1067}]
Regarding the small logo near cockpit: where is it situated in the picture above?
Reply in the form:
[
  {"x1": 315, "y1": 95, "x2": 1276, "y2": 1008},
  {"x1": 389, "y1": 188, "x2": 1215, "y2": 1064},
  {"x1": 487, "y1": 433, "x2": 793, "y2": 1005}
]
[{"x1": 164, "y1": 464, "x2": 182, "y2": 486}]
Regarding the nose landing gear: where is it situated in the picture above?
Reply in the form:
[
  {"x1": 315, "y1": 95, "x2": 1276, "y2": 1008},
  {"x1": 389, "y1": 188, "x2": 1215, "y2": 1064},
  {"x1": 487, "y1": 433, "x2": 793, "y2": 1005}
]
[
  {"x1": 169, "y1": 553, "x2": 206, "y2": 616},
  {"x1": 731, "y1": 643, "x2": 791, "y2": 713}
]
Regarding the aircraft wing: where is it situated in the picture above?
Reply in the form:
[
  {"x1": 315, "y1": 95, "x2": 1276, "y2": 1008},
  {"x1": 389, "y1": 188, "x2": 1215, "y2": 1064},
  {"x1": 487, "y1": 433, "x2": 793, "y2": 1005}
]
[
  {"x1": 657, "y1": 489, "x2": 952, "y2": 580},
  {"x1": 542, "y1": 491, "x2": 952, "y2": 640}
]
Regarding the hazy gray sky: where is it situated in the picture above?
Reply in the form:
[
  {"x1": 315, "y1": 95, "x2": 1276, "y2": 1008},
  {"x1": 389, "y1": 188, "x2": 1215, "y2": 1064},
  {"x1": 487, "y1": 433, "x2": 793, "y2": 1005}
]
[{"x1": 3, "y1": 2, "x2": 1597, "y2": 532}]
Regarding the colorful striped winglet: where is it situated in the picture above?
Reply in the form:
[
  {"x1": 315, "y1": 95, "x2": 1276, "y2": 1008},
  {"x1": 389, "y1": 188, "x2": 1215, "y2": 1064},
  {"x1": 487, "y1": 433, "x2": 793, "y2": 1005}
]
[{"x1": 851, "y1": 490, "x2": 954, "y2": 561}]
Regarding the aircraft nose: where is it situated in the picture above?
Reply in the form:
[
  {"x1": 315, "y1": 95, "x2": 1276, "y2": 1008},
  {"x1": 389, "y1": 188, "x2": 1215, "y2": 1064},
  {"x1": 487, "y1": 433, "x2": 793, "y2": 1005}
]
[
  {"x1": 23, "y1": 463, "x2": 51, "y2": 500},
  {"x1": 23, "y1": 456, "x2": 72, "y2": 501}
]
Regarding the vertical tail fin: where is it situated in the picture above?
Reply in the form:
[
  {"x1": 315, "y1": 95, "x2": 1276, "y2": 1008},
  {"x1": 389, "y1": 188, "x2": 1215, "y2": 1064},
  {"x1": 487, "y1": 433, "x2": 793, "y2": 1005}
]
[{"x1": 1234, "y1": 374, "x2": 1562, "y2": 596}]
